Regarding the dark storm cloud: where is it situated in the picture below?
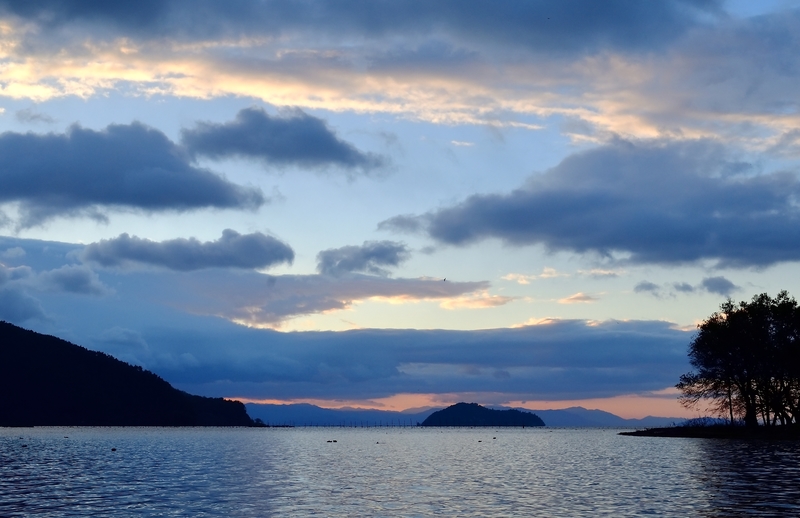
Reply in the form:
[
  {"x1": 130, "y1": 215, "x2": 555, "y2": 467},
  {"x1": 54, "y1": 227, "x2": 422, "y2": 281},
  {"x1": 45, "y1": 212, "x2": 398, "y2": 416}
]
[
  {"x1": 0, "y1": 123, "x2": 265, "y2": 227},
  {"x1": 317, "y1": 241, "x2": 409, "y2": 276},
  {"x1": 0, "y1": 0, "x2": 721, "y2": 53},
  {"x1": 137, "y1": 317, "x2": 689, "y2": 401},
  {"x1": 83, "y1": 230, "x2": 294, "y2": 271},
  {"x1": 382, "y1": 139, "x2": 800, "y2": 267},
  {"x1": 182, "y1": 108, "x2": 385, "y2": 171}
]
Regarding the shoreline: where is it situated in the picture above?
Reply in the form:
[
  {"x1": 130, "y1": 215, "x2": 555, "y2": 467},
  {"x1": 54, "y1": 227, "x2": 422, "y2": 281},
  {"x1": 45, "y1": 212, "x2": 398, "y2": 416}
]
[{"x1": 620, "y1": 425, "x2": 800, "y2": 439}]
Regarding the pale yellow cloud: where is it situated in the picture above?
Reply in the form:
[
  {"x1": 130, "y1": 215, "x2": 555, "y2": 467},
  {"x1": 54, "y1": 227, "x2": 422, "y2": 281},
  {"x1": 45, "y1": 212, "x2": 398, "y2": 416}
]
[
  {"x1": 439, "y1": 291, "x2": 516, "y2": 309},
  {"x1": 557, "y1": 292, "x2": 598, "y2": 304},
  {"x1": 501, "y1": 273, "x2": 535, "y2": 285},
  {"x1": 502, "y1": 267, "x2": 568, "y2": 285},
  {"x1": 511, "y1": 317, "x2": 560, "y2": 328}
]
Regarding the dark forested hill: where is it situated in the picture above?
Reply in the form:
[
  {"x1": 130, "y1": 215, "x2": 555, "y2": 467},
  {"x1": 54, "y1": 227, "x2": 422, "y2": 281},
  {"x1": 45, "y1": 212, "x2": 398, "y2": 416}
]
[
  {"x1": 421, "y1": 402, "x2": 545, "y2": 427},
  {"x1": 0, "y1": 322, "x2": 254, "y2": 426}
]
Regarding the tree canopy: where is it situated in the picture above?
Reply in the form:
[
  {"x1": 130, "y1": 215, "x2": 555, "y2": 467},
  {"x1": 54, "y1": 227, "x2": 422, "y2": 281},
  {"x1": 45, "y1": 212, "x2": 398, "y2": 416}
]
[{"x1": 677, "y1": 291, "x2": 800, "y2": 428}]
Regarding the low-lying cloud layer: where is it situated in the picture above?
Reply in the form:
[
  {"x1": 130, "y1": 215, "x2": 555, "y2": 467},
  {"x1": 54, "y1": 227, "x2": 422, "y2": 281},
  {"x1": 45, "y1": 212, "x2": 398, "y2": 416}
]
[
  {"x1": 183, "y1": 107, "x2": 386, "y2": 171},
  {"x1": 133, "y1": 317, "x2": 690, "y2": 402},
  {"x1": 382, "y1": 140, "x2": 800, "y2": 267},
  {"x1": 0, "y1": 260, "x2": 111, "y2": 322},
  {"x1": 83, "y1": 230, "x2": 294, "y2": 271},
  {"x1": 0, "y1": 123, "x2": 265, "y2": 227}
]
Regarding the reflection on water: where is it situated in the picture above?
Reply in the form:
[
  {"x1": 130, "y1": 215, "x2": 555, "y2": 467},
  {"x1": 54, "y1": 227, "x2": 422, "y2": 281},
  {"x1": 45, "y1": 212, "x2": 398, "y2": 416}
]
[
  {"x1": 1, "y1": 427, "x2": 799, "y2": 516},
  {"x1": 695, "y1": 439, "x2": 800, "y2": 516}
]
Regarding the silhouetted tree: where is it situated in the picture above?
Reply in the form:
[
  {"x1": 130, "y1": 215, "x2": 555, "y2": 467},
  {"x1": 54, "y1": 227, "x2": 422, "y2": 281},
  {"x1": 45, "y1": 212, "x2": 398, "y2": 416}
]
[{"x1": 677, "y1": 292, "x2": 800, "y2": 428}]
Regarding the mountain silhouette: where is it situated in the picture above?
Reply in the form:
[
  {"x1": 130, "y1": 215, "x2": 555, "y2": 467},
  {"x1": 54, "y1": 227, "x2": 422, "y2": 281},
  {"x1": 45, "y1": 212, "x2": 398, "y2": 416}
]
[
  {"x1": 0, "y1": 322, "x2": 254, "y2": 426},
  {"x1": 421, "y1": 402, "x2": 545, "y2": 427}
]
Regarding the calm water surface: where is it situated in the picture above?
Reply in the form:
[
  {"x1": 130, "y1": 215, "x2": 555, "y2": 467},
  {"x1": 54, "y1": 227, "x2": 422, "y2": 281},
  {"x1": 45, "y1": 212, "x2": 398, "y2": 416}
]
[{"x1": 2, "y1": 427, "x2": 799, "y2": 516}]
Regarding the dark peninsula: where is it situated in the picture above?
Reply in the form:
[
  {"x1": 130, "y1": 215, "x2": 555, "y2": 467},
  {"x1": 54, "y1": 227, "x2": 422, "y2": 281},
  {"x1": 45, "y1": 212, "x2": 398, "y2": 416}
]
[
  {"x1": 0, "y1": 322, "x2": 255, "y2": 427},
  {"x1": 421, "y1": 402, "x2": 545, "y2": 427},
  {"x1": 620, "y1": 424, "x2": 800, "y2": 439}
]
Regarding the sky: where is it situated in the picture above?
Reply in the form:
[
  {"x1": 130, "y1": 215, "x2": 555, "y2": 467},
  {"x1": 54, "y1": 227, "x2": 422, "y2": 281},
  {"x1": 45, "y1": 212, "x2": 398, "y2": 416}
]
[{"x1": 1, "y1": 0, "x2": 800, "y2": 419}]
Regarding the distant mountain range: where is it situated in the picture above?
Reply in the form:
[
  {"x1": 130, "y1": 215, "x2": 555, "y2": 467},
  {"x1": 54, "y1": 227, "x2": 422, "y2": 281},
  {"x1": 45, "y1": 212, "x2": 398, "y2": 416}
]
[{"x1": 246, "y1": 402, "x2": 686, "y2": 428}]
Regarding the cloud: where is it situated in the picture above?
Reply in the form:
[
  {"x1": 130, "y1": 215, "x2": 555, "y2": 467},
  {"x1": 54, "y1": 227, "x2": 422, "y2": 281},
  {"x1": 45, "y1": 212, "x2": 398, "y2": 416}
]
[
  {"x1": 579, "y1": 268, "x2": 621, "y2": 279},
  {"x1": 0, "y1": 263, "x2": 33, "y2": 285},
  {"x1": 383, "y1": 139, "x2": 800, "y2": 267},
  {"x1": 182, "y1": 107, "x2": 386, "y2": 172},
  {"x1": 36, "y1": 264, "x2": 110, "y2": 295},
  {"x1": 634, "y1": 281, "x2": 660, "y2": 294},
  {"x1": 0, "y1": 122, "x2": 265, "y2": 227},
  {"x1": 673, "y1": 282, "x2": 695, "y2": 293},
  {"x1": 502, "y1": 273, "x2": 536, "y2": 285},
  {"x1": 0, "y1": 0, "x2": 719, "y2": 51},
  {"x1": 502, "y1": 267, "x2": 568, "y2": 284},
  {"x1": 138, "y1": 317, "x2": 690, "y2": 401},
  {"x1": 167, "y1": 270, "x2": 491, "y2": 327},
  {"x1": 0, "y1": 0, "x2": 732, "y2": 131},
  {"x1": 1, "y1": 0, "x2": 798, "y2": 149},
  {"x1": 2, "y1": 260, "x2": 109, "y2": 296},
  {"x1": 1, "y1": 247, "x2": 25, "y2": 259},
  {"x1": 558, "y1": 292, "x2": 597, "y2": 304},
  {"x1": 0, "y1": 0, "x2": 167, "y2": 30},
  {"x1": 636, "y1": 277, "x2": 738, "y2": 297},
  {"x1": 439, "y1": 292, "x2": 515, "y2": 309},
  {"x1": 1, "y1": 236, "x2": 495, "y2": 329},
  {"x1": 317, "y1": 241, "x2": 409, "y2": 276},
  {"x1": 15, "y1": 108, "x2": 55, "y2": 124},
  {"x1": 93, "y1": 326, "x2": 151, "y2": 366},
  {"x1": 701, "y1": 276, "x2": 738, "y2": 296},
  {"x1": 0, "y1": 287, "x2": 45, "y2": 323},
  {"x1": 82, "y1": 230, "x2": 294, "y2": 271}
]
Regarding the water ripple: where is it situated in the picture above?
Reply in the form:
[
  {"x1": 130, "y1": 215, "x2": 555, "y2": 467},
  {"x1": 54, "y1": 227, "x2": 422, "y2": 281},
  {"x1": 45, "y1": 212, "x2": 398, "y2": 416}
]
[{"x1": 1, "y1": 427, "x2": 799, "y2": 516}]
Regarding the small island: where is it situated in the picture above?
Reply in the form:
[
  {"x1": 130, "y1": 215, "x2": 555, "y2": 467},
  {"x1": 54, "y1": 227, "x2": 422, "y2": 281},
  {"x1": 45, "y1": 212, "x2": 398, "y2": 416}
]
[
  {"x1": 0, "y1": 321, "x2": 256, "y2": 427},
  {"x1": 421, "y1": 402, "x2": 545, "y2": 427}
]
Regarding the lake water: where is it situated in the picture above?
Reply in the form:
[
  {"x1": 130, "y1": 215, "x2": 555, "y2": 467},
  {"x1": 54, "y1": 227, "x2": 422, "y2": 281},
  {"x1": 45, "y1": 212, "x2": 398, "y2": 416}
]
[{"x1": 2, "y1": 427, "x2": 799, "y2": 516}]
